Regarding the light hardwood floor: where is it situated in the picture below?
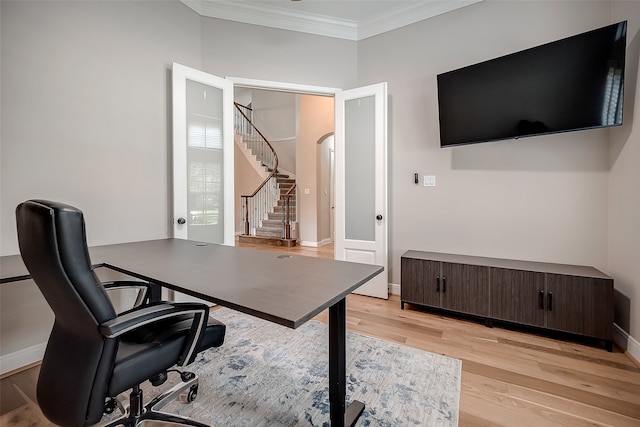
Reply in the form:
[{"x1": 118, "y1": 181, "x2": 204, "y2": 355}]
[{"x1": 2, "y1": 241, "x2": 639, "y2": 426}]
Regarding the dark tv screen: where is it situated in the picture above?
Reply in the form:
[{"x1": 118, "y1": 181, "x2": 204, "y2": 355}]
[{"x1": 437, "y1": 21, "x2": 627, "y2": 148}]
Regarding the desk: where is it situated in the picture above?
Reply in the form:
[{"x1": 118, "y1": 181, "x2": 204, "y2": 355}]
[{"x1": 1, "y1": 238, "x2": 383, "y2": 427}]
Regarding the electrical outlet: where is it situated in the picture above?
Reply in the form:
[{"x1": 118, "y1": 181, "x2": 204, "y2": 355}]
[{"x1": 424, "y1": 175, "x2": 436, "y2": 187}]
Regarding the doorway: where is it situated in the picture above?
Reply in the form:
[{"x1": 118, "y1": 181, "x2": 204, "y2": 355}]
[
  {"x1": 317, "y1": 133, "x2": 335, "y2": 245},
  {"x1": 228, "y1": 76, "x2": 389, "y2": 299},
  {"x1": 232, "y1": 86, "x2": 335, "y2": 248},
  {"x1": 173, "y1": 65, "x2": 387, "y2": 299}
]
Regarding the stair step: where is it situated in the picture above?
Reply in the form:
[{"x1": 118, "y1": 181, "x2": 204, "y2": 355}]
[
  {"x1": 263, "y1": 215, "x2": 296, "y2": 223},
  {"x1": 262, "y1": 219, "x2": 284, "y2": 228},
  {"x1": 256, "y1": 228, "x2": 281, "y2": 233},
  {"x1": 275, "y1": 201, "x2": 297, "y2": 207},
  {"x1": 256, "y1": 227, "x2": 283, "y2": 238},
  {"x1": 268, "y1": 211, "x2": 296, "y2": 220},
  {"x1": 237, "y1": 235, "x2": 297, "y2": 248},
  {"x1": 269, "y1": 214, "x2": 296, "y2": 221}
]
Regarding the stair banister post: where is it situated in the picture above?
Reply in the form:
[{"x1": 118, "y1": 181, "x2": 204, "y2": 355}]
[
  {"x1": 242, "y1": 196, "x2": 250, "y2": 236},
  {"x1": 284, "y1": 195, "x2": 291, "y2": 240}
]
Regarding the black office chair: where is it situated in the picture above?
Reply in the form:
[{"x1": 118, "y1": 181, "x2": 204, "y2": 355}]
[{"x1": 15, "y1": 200, "x2": 226, "y2": 427}]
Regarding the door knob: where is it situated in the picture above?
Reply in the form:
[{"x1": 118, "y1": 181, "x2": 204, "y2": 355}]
[
  {"x1": 177, "y1": 217, "x2": 186, "y2": 225},
  {"x1": 376, "y1": 214, "x2": 383, "y2": 220}
]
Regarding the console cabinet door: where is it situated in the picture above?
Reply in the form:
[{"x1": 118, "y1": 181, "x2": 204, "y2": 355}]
[
  {"x1": 441, "y1": 262, "x2": 489, "y2": 316},
  {"x1": 400, "y1": 258, "x2": 441, "y2": 307},
  {"x1": 400, "y1": 257, "x2": 424, "y2": 305},
  {"x1": 546, "y1": 274, "x2": 614, "y2": 340},
  {"x1": 490, "y1": 268, "x2": 545, "y2": 327}
]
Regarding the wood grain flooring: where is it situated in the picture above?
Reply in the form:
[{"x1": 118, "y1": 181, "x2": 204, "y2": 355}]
[{"x1": 2, "y1": 241, "x2": 639, "y2": 426}]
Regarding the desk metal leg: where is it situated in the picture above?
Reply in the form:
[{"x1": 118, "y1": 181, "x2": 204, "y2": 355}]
[
  {"x1": 329, "y1": 298, "x2": 365, "y2": 427},
  {"x1": 148, "y1": 282, "x2": 163, "y2": 303}
]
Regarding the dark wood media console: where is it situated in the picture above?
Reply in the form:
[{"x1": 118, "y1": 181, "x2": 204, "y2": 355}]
[{"x1": 401, "y1": 250, "x2": 614, "y2": 351}]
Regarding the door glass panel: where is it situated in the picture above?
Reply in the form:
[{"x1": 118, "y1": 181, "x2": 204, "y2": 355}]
[
  {"x1": 186, "y1": 79, "x2": 224, "y2": 243},
  {"x1": 344, "y1": 95, "x2": 375, "y2": 241}
]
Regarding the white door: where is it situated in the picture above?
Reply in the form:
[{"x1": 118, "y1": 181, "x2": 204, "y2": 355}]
[
  {"x1": 172, "y1": 63, "x2": 234, "y2": 304},
  {"x1": 172, "y1": 63, "x2": 235, "y2": 246},
  {"x1": 335, "y1": 83, "x2": 388, "y2": 299}
]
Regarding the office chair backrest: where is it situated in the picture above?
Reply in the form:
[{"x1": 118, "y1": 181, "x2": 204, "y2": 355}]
[{"x1": 16, "y1": 200, "x2": 118, "y2": 426}]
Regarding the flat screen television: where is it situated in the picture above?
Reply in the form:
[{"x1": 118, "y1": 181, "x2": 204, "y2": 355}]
[{"x1": 437, "y1": 21, "x2": 627, "y2": 148}]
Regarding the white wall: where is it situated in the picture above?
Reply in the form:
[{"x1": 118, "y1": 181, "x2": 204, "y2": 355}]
[
  {"x1": 297, "y1": 95, "x2": 335, "y2": 245},
  {"x1": 0, "y1": 0, "x2": 202, "y2": 367},
  {"x1": 358, "y1": 0, "x2": 613, "y2": 277},
  {"x1": 250, "y1": 89, "x2": 298, "y2": 174},
  {"x1": 317, "y1": 135, "x2": 334, "y2": 243},
  {"x1": 358, "y1": 0, "x2": 640, "y2": 350},
  {"x1": 252, "y1": 90, "x2": 297, "y2": 142},
  {"x1": 199, "y1": 17, "x2": 357, "y2": 90},
  {"x1": 610, "y1": 1, "x2": 640, "y2": 355},
  {"x1": 0, "y1": 1, "x2": 202, "y2": 255},
  {"x1": 234, "y1": 139, "x2": 264, "y2": 235}
]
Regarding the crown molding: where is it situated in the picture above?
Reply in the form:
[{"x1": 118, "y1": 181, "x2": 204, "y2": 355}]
[
  {"x1": 359, "y1": 0, "x2": 482, "y2": 40},
  {"x1": 180, "y1": 0, "x2": 482, "y2": 41},
  {"x1": 180, "y1": 0, "x2": 357, "y2": 40}
]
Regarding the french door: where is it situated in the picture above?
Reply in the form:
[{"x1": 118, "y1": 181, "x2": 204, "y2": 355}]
[
  {"x1": 172, "y1": 63, "x2": 235, "y2": 303},
  {"x1": 335, "y1": 83, "x2": 388, "y2": 299},
  {"x1": 172, "y1": 63, "x2": 235, "y2": 246},
  {"x1": 173, "y1": 70, "x2": 388, "y2": 299}
]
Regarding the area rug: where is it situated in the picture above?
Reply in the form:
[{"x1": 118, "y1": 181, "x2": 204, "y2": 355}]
[
  {"x1": 3, "y1": 306, "x2": 461, "y2": 427},
  {"x1": 158, "y1": 307, "x2": 461, "y2": 426}
]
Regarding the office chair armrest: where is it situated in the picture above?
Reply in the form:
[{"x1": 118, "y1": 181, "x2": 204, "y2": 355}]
[
  {"x1": 99, "y1": 302, "x2": 210, "y2": 366},
  {"x1": 103, "y1": 280, "x2": 151, "y2": 308}
]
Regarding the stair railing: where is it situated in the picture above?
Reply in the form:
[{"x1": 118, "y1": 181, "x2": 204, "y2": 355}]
[
  {"x1": 234, "y1": 103, "x2": 276, "y2": 169},
  {"x1": 282, "y1": 183, "x2": 296, "y2": 240},
  {"x1": 235, "y1": 102, "x2": 290, "y2": 238}
]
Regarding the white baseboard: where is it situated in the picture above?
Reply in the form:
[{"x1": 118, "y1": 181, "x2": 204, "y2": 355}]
[
  {"x1": 300, "y1": 239, "x2": 332, "y2": 247},
  {"x1": 614, "y1": 323, "x2": 640, "y2": 363},
  {"x1": 388, "y1": 282, "x2": 400, "y2": 296},
  {"x1": 0, "y1": 342, "x2": 46, "y2": 376},
  {"x1": 317, "y1": 238, "x2": 332, "y2": 247}
]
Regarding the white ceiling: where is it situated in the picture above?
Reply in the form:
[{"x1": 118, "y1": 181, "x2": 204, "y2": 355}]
[{"x1": 180, "y1": 0, "x2": 482, "y2": 41}]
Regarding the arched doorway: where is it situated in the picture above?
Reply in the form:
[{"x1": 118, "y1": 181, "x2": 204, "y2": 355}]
[{"x1": 317, "y1": 133, "x2": 335, "y2": 245}]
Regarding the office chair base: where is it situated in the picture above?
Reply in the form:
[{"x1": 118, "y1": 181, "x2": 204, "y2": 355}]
[{"x1": 101, "y1": 372, "x2": 211, "y2": 427}]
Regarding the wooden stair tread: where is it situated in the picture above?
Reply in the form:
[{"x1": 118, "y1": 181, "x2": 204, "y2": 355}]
[{"x1": 237, "y1": 235, "x2": 297, "y2": 247}]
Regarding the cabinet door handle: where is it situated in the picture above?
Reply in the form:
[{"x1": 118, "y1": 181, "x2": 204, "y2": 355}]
[
  {"x1": 442, "y1": 276, "x2": 446, "y2": 293},
  {"x1": 539, "y1": 291, "x2": 544, "y2": 310},
  {"x1": 548, "y1": 292, "x2": 553, "y2": 311},
  {"x1": 436, "y1": 276, "x2": 440, "y2": 292}
]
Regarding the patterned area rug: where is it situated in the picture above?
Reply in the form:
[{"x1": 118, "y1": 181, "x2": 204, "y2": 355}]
[
  {"x1": 161, "y1": 307, "x2": 461, "y2": 426},
  {"x1": 2, "y1": 307, "x2": 461, "y2": 427}
]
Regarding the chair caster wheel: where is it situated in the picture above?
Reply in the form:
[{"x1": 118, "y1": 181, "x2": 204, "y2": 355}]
[
  {"x1": 104, "y1": 398, "x2": 118, "y2": 414},
  {"x1": 186, "y1": 384, "x2": 198, "y2": 403}
]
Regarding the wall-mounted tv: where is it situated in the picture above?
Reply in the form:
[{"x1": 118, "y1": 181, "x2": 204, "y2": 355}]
[{"x1": 437, "y1": 21, "x2": 627, "y2": 148}]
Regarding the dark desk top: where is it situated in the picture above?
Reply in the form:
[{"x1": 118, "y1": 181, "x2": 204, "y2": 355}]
[
  {"x1": 2, "y1": 239, "x2": 383, "y2": 328},
  {"x1": 0, "y1": 254, "x2": 30, "y2": 283}
]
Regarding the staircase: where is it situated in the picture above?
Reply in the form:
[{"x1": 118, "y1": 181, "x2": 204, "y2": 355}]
[
  {"x1": 235, "y1": 102, "x2": 297, "y2": 247},
  {"x1": 240, "y1": 175, "x2": 297, "y2": 247}
]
